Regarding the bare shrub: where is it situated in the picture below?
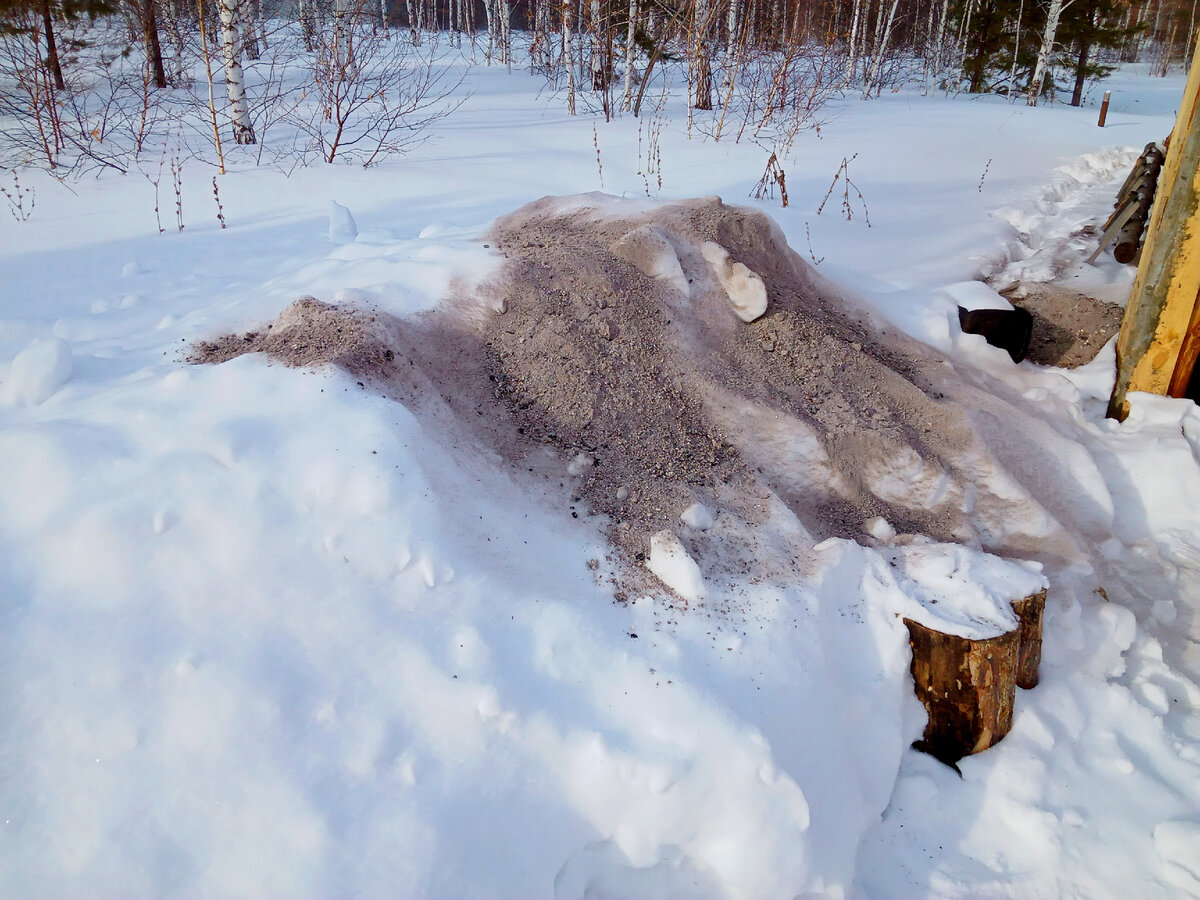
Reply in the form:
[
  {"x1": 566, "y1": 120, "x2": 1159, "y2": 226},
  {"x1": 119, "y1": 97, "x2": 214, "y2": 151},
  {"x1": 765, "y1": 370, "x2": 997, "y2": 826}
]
[{"x1": 291, "y1": 0, "x2": 465, "y2": 165}]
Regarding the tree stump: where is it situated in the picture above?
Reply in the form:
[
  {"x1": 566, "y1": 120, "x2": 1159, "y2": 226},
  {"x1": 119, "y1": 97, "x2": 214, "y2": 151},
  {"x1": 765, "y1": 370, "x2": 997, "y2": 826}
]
[{"x1": 905, "y1": 588, "x2": 1047, "y2": 765}]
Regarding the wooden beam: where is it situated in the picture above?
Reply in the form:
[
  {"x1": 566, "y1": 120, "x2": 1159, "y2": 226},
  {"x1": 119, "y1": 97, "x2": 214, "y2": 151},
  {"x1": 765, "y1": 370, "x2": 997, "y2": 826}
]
[{"x1": 1109, "y1": 44, "x2": 1200, "y2": 420}]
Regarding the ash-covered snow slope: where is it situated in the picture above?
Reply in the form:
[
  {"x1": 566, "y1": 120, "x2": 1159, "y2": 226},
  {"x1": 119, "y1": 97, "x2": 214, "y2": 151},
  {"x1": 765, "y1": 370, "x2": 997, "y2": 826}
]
[{"x1": 1, "y1": 55, "x2": 1198, "y2": 899}]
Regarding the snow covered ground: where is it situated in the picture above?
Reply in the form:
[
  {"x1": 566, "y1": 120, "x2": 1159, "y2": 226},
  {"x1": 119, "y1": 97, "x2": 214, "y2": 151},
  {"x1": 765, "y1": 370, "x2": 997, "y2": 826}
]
[{"x1": 2, "y1": 50, "x2": 1199, "y2": 898}]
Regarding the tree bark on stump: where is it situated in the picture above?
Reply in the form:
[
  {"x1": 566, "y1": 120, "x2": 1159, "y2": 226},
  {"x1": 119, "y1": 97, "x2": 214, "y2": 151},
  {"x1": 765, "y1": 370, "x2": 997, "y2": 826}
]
[{"x1": 904, "y1": 588, "x2": 1046, "y2": 765}]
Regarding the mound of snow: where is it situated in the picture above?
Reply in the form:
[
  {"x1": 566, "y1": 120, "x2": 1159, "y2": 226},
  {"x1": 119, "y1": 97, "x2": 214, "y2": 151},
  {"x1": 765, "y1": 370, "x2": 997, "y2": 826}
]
[{"x1": 3, "y1": 338, "x2": 73, "y2": 406}]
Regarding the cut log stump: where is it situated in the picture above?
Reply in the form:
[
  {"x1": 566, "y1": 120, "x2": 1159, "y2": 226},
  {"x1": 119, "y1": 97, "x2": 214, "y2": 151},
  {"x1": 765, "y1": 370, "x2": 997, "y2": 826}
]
[{"x1": 905, "y1": 588, "x2": 1047, "y2": 765}]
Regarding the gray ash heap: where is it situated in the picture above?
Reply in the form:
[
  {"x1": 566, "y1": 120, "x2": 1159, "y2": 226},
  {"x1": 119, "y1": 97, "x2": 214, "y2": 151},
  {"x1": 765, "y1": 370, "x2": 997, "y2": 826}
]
[{"x1": 192, "y1": 195, "x2": 1081, "y2": 600}]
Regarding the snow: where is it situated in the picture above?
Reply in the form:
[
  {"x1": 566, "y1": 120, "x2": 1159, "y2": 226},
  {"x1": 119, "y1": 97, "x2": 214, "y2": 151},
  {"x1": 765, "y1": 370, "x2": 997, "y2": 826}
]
[
  {"x1": 885, "y1": 542, "x2": 1046, "y2": 640},
  {"x1": 1, "y1": 337, "x2": 73, "y2": 406},
  {"x1": 327, "y1": 200, "x2": 359, "y2": 243},
  {"x1": 1156, "y1": 820, "x2": 1200, "y2": 892},
  {"x1": 699, "y1": 240, "x2": 768, "y2": 322},
  {"x1": 612, "y1": 223, "x2": 691, "y2": 296},
  {"x1": 1, "y1": 49, "x2": 1198, "y2": 900},
  {"x1": 647, "y1": 530, "x2": 706, "y2": 601},
  {"x1": 680, "y1": 502, "x2": 714, "y2": 531}
]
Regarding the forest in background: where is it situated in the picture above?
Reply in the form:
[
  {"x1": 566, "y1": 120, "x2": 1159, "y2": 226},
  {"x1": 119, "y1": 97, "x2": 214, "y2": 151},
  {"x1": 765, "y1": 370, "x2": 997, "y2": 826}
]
[{"x1": 0, "y1": 0, "x2": 1194, "y2": 176}]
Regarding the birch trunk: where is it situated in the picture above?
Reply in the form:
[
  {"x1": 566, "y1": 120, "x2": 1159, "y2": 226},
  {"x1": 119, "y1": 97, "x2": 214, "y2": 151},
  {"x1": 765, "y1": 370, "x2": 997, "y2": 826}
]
[
  {"x1": 299, "y1": 0, "x2": 316, "y2": 51},
  {"x1": 724, "y1": 0, "x2": 739, "y2": 89},
  {"x1": 621, "y1": 0, "x2": 638, "y2": 110},
  {"x1": 242, "y1": 0, "x2": 260, "y2": 59},
  {"x1": 1027, "y1": 0, "x2": 1069, "y2": 106},
  {"x1": 219, "y1": 0, "x2": 256, "y2": 143},
  {"x1": 847, "y1": 0, "x2": 863, "y2": 86},
  {"x1": 406, "y1": 0, "x2": 421, "y2": 42},
  {"x1": 589, "y1": 0, "x2": 603, "y2": 88},
  {"x1": 563, "y1": 0, "x2": 577, "y2": 113},
  {"x1": 690, "y1": 0, "x2": 713, "y2": 110},
  {"x1": 484, "y1": 0, "x2": 494, "y2": 61},
  {"x1": 166, "y1": 0, "x2": 185, "y2": 81},
  {"x1": 1009, "y1": 0, "x2": 1024, "y2": 99},
  {"x1": 862, "y1": 0, "x2": 901, "y2": 97},
  {"x1": 500, "y1": 0, "x2": 512, "y2": 66}
]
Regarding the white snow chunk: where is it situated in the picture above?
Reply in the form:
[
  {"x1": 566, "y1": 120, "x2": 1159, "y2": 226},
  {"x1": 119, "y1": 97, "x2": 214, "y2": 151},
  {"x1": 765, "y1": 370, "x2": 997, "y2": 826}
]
[
  {"x1": 1155, "y1": 820, "x2": 1200, "y2": 892},
  {"x1": 700, "y1": 241, "x2": 768, "y2": 322},
  {"x1": 121, "y1": 260, "x2": 142, "y2": 277},
  {"x1": 647, "y1": 530, "x2": 705, "y2": 602},
  {"x1": 327, "y1": 201, "x2": 359, "y2": 243},
  {"x1": 610, "y1": 224, "x2": 690, "y2": 297},
  {"x1": 938, "y1": 280, "x2": 1013, "y2": 311},
  {"x1": 680, "y1": 502, "x2": 713, "y2": 530},
  {"x1": 3, "y1": 338, "x2": 73, "y2": 406},
  {"x1": 865, "y1": 516, "x2": 896, "y2": 542}
]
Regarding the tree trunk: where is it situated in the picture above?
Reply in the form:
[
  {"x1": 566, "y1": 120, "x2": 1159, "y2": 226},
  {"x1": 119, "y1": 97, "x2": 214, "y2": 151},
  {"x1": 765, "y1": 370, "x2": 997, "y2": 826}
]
[
  {"x1": 862, "y1": 0, "x2": 901, "y2": 98},
  {"x1": 905, "y1": 589, "x2": 1045, "y2": 765},
  {"x1": 219, "y1": 0, "x2": 256, "y2": 144},
  {"x1": 1008, "y1": 0, "x2": 1025, "y2": 100},
  {"x1": 1071, "y1": 30, "x2": 1092, "y2": 106},
  {"x1": 40, "y1": 0, "x2": 65, "y2": 90},
  {"x1": 299, "y1": 0, "x2": 316, "y2": 50},
  {"x1": 500, "y1": 0, "x2": 512, "y2": 66},
  {"x1": 724, "y1": 0, "x2": 740, "y2": 89},
  {"x1": 847, "y1": 0, "x2": 863, "y2": 86},
  {"x1": 165, "y1": 0, "x2": 186, "y2": 82},
  {"x1": 621, "y1": 0, "x2": 638, "y2": 110},
  {"x1": 1028, "y1": 0, "x2": 1069, "y2": 105},
  {"x1": 691, "y1": 0, "x2": 713, "y2": 110},
  {"x1": 143, "y1": 0, "x2": 168, "y2": 88},
  {"x1": 563, "y1": 0, "x2": 577, "y2": 113}
]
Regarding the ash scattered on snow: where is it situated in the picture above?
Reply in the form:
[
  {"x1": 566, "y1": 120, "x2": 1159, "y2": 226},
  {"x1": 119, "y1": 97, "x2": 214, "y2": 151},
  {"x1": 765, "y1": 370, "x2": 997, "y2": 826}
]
[{"x1": 192, "y1": 195, "x2": 1079, "y2": 600}]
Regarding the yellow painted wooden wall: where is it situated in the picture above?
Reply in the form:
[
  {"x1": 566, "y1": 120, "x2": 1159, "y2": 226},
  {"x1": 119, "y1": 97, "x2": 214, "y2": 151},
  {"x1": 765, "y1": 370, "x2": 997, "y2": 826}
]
[{"x1": 1108, "y1": 43, "x2": 1200, "y2": 420}]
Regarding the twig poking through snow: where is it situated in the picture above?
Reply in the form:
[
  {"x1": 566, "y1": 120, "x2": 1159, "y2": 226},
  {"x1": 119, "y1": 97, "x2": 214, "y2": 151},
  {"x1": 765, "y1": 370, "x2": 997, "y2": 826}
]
[
  {"x1": 818, "y1": 153, "x2": 871, "y2": 226},
  {"x1": 978, "y1": 157, "x2": 993, "y2": 192},
  {"x1": 751, "y1": 152, "x2": 789, "y2": 208},
  {"x1": 805, "y1": 222, "x2": 824, "y2": 266},
  {"x1": 212, "y1": 176, "x2": 227, "y2": 230}
]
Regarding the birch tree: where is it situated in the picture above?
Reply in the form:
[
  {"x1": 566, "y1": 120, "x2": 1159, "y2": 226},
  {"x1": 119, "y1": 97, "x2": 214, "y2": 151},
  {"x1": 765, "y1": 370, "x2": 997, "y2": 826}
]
[
  {"x1": 690, "y1": 0, "x2": 713, "y2": 110},
  {"x1": 621, "y1": 0, "x2": 637, "y2": 110},
  {"x1": 218, "y1": 0, "x2": 255, "y2": 142},
  {"x1": 862, "y1": 0, "x2": 903, "y2": 97},
  {"x1": 562, "y1": 0, "x2": 576, "y2": 113},
  {"x1": 1027, "y1": 0, "x2": 1071, "y2": 103}
]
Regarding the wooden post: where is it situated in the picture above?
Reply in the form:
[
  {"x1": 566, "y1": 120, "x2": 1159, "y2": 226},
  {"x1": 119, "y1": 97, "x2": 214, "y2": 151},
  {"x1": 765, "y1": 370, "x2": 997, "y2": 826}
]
[
  {"x1": 1109, "y1": 41, "x2": 1200, "y2": 419},
  {"x1": 1098, "y1": 90, "x2": 1111, "y2": 126},
  {"x1": 904, "y1": 589, "x2": 1046, "y2": 765}
]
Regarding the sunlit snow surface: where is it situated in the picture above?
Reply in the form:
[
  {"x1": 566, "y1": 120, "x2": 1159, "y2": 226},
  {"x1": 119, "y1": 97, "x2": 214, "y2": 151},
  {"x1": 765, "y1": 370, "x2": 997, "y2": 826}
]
[{"x1": 1, "y1": 50, "x2": 1198, "y2": 899}]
